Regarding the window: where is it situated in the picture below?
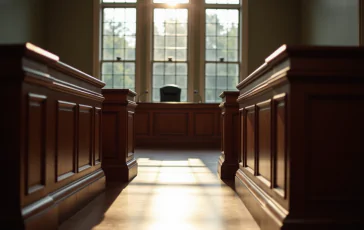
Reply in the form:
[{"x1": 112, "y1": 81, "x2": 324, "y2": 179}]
[{"x1": 99, "y1": 0, "x2": 241, "y2": 102}]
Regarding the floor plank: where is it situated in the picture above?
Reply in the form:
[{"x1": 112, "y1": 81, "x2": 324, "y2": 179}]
[{"x1": 59, "y1": 149, "x2": 259, "y2": 230}]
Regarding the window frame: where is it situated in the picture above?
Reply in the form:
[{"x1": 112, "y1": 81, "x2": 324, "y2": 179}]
[{"x1": 95, "y1": 0, "x2": 244, "y2": 102}]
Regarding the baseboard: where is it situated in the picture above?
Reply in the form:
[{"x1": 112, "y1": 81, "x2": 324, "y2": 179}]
[
  {"x1": 235, "y1": 169, "x2": 285, "y2": 230},
  {"x1": 217, "y1": 155, "x2": 238, "y2": 180},
  {"x1": 103, "y1": 158, "x2": 138, "y2": 183},
  {"x1": 23, "y1": 169, "x2": 106, "y2": 229}
]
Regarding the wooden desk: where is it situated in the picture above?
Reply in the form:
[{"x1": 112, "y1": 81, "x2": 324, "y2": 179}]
[{"x1": 135, "y1": 103, "x2": 221, "y2": 149}]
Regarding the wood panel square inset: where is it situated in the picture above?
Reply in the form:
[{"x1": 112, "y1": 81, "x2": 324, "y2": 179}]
[
  {"x1": 194, "y1": 113, "x2": 214, "y2": 136},
  {"x1": 57, "y1": 101, "x2": 76, "y2": 181},
  {"x1": 154, "y1": 113, "x2": 188, "y2": 135}
]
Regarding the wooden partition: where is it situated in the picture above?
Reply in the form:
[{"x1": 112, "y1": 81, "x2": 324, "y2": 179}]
[
  {"x1": 102, "y1": 89, "x2": 138, "y2": 183},
  {"x1": 235, "y1": 45, "x2": 364, "y2": 230},
  {"x1": 135, "y1": 103, "x2": 221, "y2": 149},
  {"x1": 0, "y1": 43, "x2": 106, "y2": 229},
  {"x1": 218, "y1": 91, "x2": 240, "y2": 179}
]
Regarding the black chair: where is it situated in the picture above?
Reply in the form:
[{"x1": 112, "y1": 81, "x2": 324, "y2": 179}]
[{"x1": 160, "y1": 84, "x2": 181, "y2": 102}]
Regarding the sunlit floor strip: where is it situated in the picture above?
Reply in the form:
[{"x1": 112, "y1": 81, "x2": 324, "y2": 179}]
[{"x1": 59, "y1": 149, "x2": 259, "y2": 230}]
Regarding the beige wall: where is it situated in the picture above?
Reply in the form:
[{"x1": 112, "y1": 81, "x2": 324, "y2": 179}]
[
  {"x1": 46, "y1": 0, "x2": 94, "y2": 75},
  {"x1": 244, "y1": 0, "x2": 301, "y2": 76},
  {"x1": 301, "y1": 0, "x2": 359, "y2": 46},
  {"x1": 0, "y1": 0, "x2": 46, "y2": 46}
]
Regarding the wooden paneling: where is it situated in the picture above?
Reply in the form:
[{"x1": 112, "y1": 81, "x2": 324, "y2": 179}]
[
  {"x1": 257, "y1": 100, "x2": 271, "y2": 183},
  {"x1": 154, "y1": 113, "x2": 188, "y2": 135},
  {"x1": 194, "y1": 113, "x2": 214, "y2": 136},
  {"x1": 56, "y1": 101, "x2": 76, "y2": 181},
  {"x1": 102, "y1": 89, "x2": 138, "y2": 183},
  {"x1": 127, "y1": 111, "x2": 134, "y2": 155},
  {"x1": 27, "y1": 93, "x2": 47, "y2": 194},
  {"x1": 274, "y1": 95, "x2": 286, "y2": 195},
  {"x1": 135, "y1": 103, "x2": 221, "y2": 148},
  {"x1": 306, "y1": 95, "x2": 364, "y2": 202},
  {"x1": 217, "y1": 91, "x2": 240, "y2": 179},
  {"x1": 78, "y1": 105, "x2": 93, "y2": 171},
  {"x1": 240, "y1": 109, "x2": 245, "y2": 163},
  {"x1": 0, "y1": 43, "x2": 106, "y2": 228},
  {"x1": 102, "y1": 112, "x2": 118, "y2": 159},
  {"x1": 246, "y1": 106, "x2": 255, "y2": 171},
  {"x1": 235, "y1": 45, "x2": 364, "y2": 230},
  {"x1": 94, "y1": 107, "x2": 101, "y2": 164},
  {"x1": 135, "y1": 112, "x2": 149, "y2": 135}
]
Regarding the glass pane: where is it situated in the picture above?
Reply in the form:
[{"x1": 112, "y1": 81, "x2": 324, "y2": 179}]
[
  {"x1": 228, "y1": 76, "x2": 238, "y2": 89},
  {"x1": 103, "y1": 75, "x2": 113, "y2": 88},
  {"x1": 165, "y1": 63, "x2": 175, "y2": 74},
  {"x1": 165, "y1": 75, "x2": 176, "y2": 85},
  {"x1": 154, "y1": 0, "x2": 189, "y2": 3},
  {"x1": 154, "y1": 49, "x2": 165, "y2": 60},
  {"x1": 217, "y1": 63, "x2": 227, "y2": 75},
  {"x1": 217, "y1": 76, "x2": 227, "y2": 89},
  {"x1": 176, "y1": 37, "x2": 187, "y2": 48},
  {"x1": 153, "y1": 63, "x2": 164, "y2": 74},
  {"x1": 206, "y1": 49, "x2": 217, "y2": 61},
  {"x1": 176, "y1": 23, "x2": 188, "y2": 35},
  {"x1": 102, "y1": 63, "x2": 113, "y2": 74},
  {"x1": 205, "y1": 0, "x2": 239, "y2": 4},
  {"x1": 166, "y1": 36, "x2": 176, "y2": 47},
  {"x1": 176, "y1": 63, "x2": 187, "y2": 74},
  {"x1": 125, "y1": 63, "x2": 135, "y2": 74},
  {"x1": 153, "y1": 75, "x2": 164, "y2": 87},
  {"x1": 181, "y1": 89, "x2": 187, "y2": 102},
  {"x1": 125, "y1": 48, "x2": 135, "y2": 60},
  {"x1": 113, "y1": 63, "x2": 124, "y2": 74},
  {"x1": 206, "y1": 36, "x2": 217, "y2": 49},
  {"x1": 153, "y1": 88, "x2": 160, "y2": 102},
  {"x1": 205, "y1": 89, "x2": 215, "y2": 103},
  {"x1": 176, "y1": 50, "x2": 187, "y2": 60},
  {"x1": 103, "y1": 49, "x2": 113, "y2": 60},
  {"x1": 176, "y1": 75, "x2": 187, "y2": 88},
  {"x1": 114, "y1": 75, "x2": 124, "y2": 88},
  {"x1": 153, "y1": 8, "x2": 188, "y2": 62},
  {"x1": 206, "y1": 63, "x2": 216, "y2": 76},
  {"x1": 125, "y1": 75, "x2": 135, "y2": 88},
  {"x1": 114, "y1": 49, "x2": 124, "y2": 60},
  {"x1": 103, "y1": 0, "x2": 137, "y2": 2},
  {"x1": 206, "y1": 76, "x2": 216, "y2": 88}
]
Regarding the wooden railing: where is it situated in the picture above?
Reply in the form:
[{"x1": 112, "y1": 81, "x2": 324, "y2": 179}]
[
  {"x1": 234, "y1": 45, "x2": 364, "y2": 229},
  {"x1": 0, "y1": 43, "x2": 106, "y2": 229}
]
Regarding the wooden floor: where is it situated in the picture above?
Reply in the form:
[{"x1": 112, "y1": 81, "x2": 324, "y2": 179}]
[{"x1": 59, "y1": 149, "x2": 259, "y2": 230}]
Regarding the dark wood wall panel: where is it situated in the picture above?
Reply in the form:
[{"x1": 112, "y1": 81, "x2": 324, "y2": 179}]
[
  {"x1": 154, "y1": 113, "x2": 188, "y2": 135},
  {"x1": 78, "y1": 105, "x2": 93, "y2": 171},
  {"x1": 306, "y1": 96, "x2": 364, "y2": 202},
  {"x1": 127, "y1": 111, "x2": 134, "y2": 155},
  {"x1": 56, "y1": 101, "x2": 76, "y2": 181},
  {"x1": 246, "y1": 106, "x2": 255, "y2": 171},
  {"x1": 102, "y1": 112, "x2": 118, "y2": 159},
  {"x1": 27, "y1": 93, "x2": 46, "y2": 194},
  {"x1": 274, "y1": 96, "x2": 286, "y2": 193},
  {"x1": 194, "y1": 113, "x2": 214, "y2": 136},
  {"x1": 94, "y1": 107, "x2": 101, "y2": 164},
  {"x1": 135, "y1": 103, "x2": 221, "y2": 148},
  {"x1": 135, "y1": 112, "x2": 149, "y2": 135},
  {"x1": 1, "y1": 43, "x2": 106, "y2": 229},
  {"x1": 240, "y1": 109, "x2": 245, "y2": 163},
  {"x1": 257, "y1": 100, "x2": 271, "y2": 183}
]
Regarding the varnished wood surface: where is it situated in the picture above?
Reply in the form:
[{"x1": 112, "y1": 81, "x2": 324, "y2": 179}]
[
  {"x1": 135, "y1": 103, "x2": 221, "y2": 149},
  {"x1": 102, "y1": 89, "x2": 138, "y2": 184},
  {"x1": 218, "y1": 91, "x2": 240, "y2": 180},
  {"x1": 59, "y1": 149, "x2": 259, "y2": 230},
  {"x1": 235, "y1": 45, "x2": 364, "y2": 230},
  {"x1": 0, "y1": 43, "x2": 106, "y2": 229}
]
